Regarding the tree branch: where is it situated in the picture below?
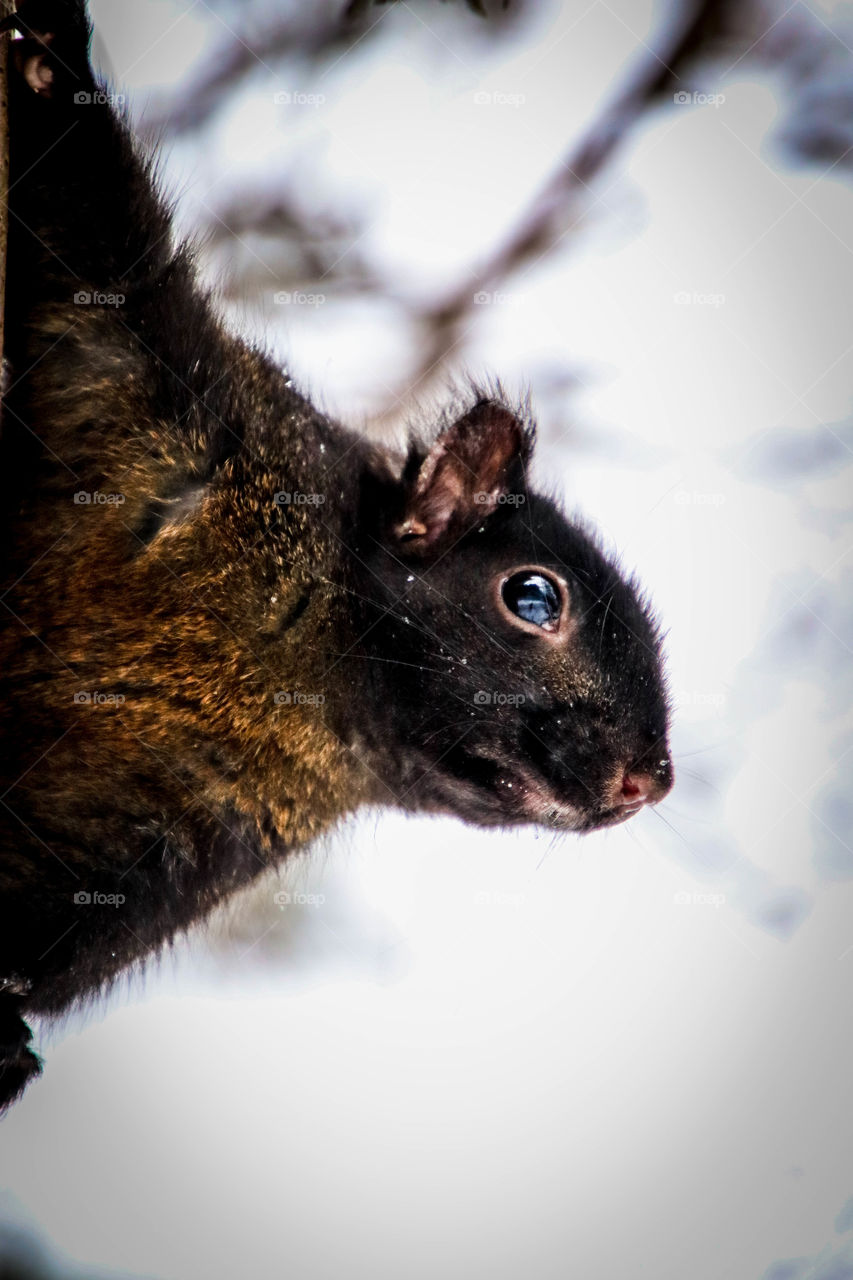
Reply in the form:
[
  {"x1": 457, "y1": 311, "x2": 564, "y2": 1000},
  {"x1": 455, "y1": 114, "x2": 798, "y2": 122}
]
[{"x1": 371, "y1": 0, "x2": 741, "y2": 423}]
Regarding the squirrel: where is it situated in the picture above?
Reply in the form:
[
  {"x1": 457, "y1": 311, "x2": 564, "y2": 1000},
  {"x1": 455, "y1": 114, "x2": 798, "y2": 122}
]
[{"x1": 0, "y1": 0, "x2": 673, "y2": 1110}]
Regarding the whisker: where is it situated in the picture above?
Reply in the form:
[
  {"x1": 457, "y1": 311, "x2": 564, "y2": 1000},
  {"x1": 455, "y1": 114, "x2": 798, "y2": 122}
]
[
  {"x1": 650, "y1": 806, "x2": 711, "y2": 861},
  {"x1": 675, "y1": 767, "x2": 722, "y2": 798},
  {"x1": 673, "y1": 740, "x2": 733, "y2": 761}
]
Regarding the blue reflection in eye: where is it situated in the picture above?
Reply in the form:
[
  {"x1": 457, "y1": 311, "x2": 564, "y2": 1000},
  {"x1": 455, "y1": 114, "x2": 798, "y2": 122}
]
[{"x1": 502, "y1": 572, "x2": 562, "y2": 631}]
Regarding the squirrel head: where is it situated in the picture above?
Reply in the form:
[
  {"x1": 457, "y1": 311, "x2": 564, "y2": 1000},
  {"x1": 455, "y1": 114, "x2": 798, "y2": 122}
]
[{"x1": 342, "y1": 396, "x2": 673, "y2": 832}]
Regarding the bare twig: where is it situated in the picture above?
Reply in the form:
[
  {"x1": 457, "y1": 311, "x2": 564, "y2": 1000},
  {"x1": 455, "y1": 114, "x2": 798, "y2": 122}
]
[
  {"x1": 141, "y1": 0, "x2": 521, "y2": 141},
  {"x1": 140, "y1": 5, "x2": 387, "y2": 139},
  {"x1": 370, "y1": 0, "x2": 740, "y2": 422}
]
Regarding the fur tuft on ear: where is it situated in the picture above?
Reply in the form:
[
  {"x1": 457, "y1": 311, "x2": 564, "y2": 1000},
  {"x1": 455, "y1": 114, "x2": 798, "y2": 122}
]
[{"x1": 392, "y1": 397, "x2": 534, "y2": 554}]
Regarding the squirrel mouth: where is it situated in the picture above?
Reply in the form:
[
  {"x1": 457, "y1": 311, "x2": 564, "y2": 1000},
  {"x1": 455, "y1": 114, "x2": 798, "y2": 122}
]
[
  {"x1": 491, "y1": 765, "x2": 586, "y2": 830},
  {"x1": 495, "y1": 766, "x2": 644, "y2": 832},
  {"x1": 415, "y1": 749, "x2": 645, "y2": 834},
  {"x1": 470, "y1": 759, "x2": 654, "y2": 833},
  {"x1": 424, "y1": 751, "x2": 589, "y2": 831}
]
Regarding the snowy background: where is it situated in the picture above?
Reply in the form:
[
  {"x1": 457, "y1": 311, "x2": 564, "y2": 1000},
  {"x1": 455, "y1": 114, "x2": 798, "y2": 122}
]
[{"x1": 2, "y1": 0, "x2": 853, "y2": 1277}]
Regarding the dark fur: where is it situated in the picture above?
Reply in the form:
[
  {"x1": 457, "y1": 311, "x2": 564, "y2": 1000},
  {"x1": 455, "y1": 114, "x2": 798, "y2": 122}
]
[{"x1": 0, "y1": 0, "x2": 672, "y2": 1109}]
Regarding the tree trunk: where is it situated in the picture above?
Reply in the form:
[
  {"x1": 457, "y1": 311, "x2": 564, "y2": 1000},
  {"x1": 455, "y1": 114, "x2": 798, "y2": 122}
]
[{"x1": 0, "y1": 2, "x2": 12, "y2": 423}]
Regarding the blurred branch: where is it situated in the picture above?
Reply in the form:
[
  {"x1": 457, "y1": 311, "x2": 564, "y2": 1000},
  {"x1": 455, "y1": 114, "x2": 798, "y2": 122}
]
[
  {"x1": 346, "y1": 0, "x2": 510, "y2": 17},
  {"x1": 752, "y1": 1, "x2": 853, "y2": 169},
  {"x1": 144, "y1": 0, "x2": 518, "y2": 138},
  {"x1": 372, "y1": 0, "x2": 743, "y2": 422},
  {"x1": 141, "y1": 5, "x2": 378, "y2": 136},
  {"x1": 150, "y1": 0, "x2": 844, "y2": 426},
  {"x1": 204, "y1": 192, "x2": 378, "y2": 300}
]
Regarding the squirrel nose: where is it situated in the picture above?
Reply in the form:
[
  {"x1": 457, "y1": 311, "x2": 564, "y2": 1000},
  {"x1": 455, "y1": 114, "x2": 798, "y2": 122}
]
[{"x1": 610, "y1": 768, "x2": 670, "y2": 811}]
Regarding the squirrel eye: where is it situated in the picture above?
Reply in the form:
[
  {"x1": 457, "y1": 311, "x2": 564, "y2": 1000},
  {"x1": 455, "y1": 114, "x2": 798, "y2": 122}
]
[{"x1": 501, "y1": 571, "x2": 562, "y2": 632}]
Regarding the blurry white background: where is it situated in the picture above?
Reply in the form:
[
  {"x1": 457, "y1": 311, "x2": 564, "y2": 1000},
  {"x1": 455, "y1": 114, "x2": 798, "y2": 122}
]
[{"x1": 2, "y1": 1, "x2": 853, "y2": 1277}]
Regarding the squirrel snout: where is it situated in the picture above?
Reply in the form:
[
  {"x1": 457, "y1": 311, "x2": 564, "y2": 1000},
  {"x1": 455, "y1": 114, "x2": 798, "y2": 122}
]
[{"x1": 610, "y1": 766, "x2": 672, "y2": 813}]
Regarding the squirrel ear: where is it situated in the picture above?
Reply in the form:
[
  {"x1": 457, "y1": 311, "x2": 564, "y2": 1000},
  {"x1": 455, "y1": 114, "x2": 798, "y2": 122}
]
[{"x1": 393, "y1": 400, "x2": 531, "y2": 554}]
